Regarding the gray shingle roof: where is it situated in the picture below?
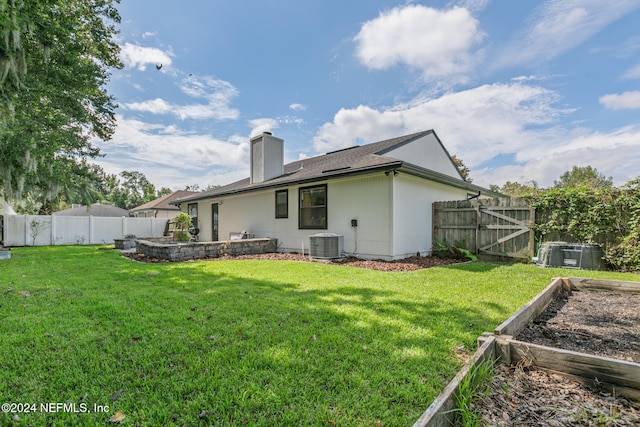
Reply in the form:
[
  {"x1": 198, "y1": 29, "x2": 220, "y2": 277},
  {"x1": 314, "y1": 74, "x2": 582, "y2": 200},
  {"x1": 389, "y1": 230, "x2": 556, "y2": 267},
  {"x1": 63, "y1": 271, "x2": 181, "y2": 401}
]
[
  {"x1": 172, "y1": 130, "x2": 491, "y2": 204},
  {"x1": 52, "y1": 203, "x2": 130, "y2": 217},
  {"x1": 130, "y1": 190, "x2": 199, "y2": 212}
]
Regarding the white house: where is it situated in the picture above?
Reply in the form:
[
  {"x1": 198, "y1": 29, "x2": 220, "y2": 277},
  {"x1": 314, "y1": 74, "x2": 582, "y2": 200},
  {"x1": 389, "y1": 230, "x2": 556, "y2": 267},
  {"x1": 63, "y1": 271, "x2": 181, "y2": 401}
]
[
  {"x1": 130, "y1": 190, "x2": 199, "y2": 219},
  {"x1": 172, "y1": 130, "x2": 499, "y2": 260}
]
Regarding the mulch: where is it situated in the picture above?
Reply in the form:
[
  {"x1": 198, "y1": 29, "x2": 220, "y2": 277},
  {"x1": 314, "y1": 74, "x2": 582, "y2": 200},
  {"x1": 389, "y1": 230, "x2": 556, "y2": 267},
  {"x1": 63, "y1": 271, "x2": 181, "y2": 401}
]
[
  {"x1": 122, "y1": 252, "x2": 469, "y2": 271},
  {"x1": 476, "y1": 288, "x2": 640, "y2": 426}
]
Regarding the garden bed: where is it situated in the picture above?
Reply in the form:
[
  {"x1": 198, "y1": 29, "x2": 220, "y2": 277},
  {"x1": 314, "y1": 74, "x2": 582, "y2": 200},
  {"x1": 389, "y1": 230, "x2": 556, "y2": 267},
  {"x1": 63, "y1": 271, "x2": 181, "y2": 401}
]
[
  {"x1": 415, "y1": 277, "x2": 640, "y2": 426},
  {"x1": 475, "y1": 278, "x2": 640, "y2": 426}
]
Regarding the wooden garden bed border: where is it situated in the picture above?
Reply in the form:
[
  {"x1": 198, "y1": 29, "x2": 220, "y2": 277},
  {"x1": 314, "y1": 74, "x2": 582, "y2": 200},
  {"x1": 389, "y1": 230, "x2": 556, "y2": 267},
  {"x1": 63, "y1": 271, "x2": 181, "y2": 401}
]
[{"x1": 414, "y1": 277, "x2": 640, "y2": 426}]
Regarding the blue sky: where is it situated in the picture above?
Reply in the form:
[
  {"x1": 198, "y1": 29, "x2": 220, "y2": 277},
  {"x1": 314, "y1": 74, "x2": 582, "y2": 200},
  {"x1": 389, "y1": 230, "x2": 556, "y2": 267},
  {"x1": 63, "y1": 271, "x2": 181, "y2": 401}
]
[{"x1": 97, "y1": 0, "x2": 640, "y2": 190}]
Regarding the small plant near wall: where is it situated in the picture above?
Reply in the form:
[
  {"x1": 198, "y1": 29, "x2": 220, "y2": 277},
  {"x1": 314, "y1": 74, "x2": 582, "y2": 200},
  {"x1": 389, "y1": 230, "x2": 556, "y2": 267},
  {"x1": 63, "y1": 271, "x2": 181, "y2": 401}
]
[{"x1": 173, "y1": 212, "x2": 192, "y2": 242}]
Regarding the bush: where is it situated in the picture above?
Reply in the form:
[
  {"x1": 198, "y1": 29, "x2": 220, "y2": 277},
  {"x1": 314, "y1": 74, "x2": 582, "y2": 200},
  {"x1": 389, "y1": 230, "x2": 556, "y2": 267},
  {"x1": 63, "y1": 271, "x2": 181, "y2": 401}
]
[
  {"x1": 172, "y1": 212, "x2": 193, "y2": 242},
  {"x1": 173, "y1": 230, "x2": 191, "y2": 242},
  {"x1": 432, "y1": 239, "x2": 472, "y2": 260},
  {"x1": 525, "y1": 179, "x2": 640, "y2": 271}
]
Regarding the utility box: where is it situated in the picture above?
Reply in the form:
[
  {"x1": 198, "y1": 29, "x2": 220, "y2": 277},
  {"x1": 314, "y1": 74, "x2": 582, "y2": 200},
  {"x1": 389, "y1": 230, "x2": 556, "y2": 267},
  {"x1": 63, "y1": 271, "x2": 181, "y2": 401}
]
[
  {"x1": 536, "y1": 242, "x2": 606, "y2": 270},
  {"x1": 535, "y1": 242, "x2": 567, "y2": 268}
]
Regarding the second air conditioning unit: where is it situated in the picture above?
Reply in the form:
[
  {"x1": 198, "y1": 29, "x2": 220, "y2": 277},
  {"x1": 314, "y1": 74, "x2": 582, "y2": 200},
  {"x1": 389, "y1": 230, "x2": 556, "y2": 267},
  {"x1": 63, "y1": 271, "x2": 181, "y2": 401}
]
[{"x1": 309, "y1": 233, "x2": 343, "y2": 259}]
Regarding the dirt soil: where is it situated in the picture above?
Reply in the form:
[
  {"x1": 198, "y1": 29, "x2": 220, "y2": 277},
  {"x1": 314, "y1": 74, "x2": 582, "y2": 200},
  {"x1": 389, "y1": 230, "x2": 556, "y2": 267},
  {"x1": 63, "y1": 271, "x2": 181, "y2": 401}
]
[
  {"x1": 517, "y1": 288, "x2": 640, "y2": 363},
  {"x1": 123, "y1": 252, "x2": 468, "y2": 271},
  {"x1": 476, "y1": 288, "x2": 640, "y2": 426}
]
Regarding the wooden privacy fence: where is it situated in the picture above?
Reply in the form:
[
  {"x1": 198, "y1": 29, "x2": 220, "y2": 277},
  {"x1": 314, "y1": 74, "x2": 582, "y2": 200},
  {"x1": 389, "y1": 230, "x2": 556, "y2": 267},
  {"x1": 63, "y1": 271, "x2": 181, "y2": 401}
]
[{"x1": 433, "y1": 198, "x2": 535, "y2": 262}]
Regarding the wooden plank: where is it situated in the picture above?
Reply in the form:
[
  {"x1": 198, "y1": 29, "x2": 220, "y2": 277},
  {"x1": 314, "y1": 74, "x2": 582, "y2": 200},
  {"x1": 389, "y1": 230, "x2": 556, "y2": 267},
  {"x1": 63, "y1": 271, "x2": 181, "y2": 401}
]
[
  {"x1": 483, "y1": 224, "x2": 530, "y2": 230},
  {"x1": 503, "y1": 338, "x2": 640, "y2": 401},
  {"x1": 479, "y1": 228, "x2": 530, "y2": 252},
  {"x1": 433, "y1": 225, "x2": 477, "y2": 230},
  {"x1": 494, "y1": 277, "x2": 564, "y2": 336},
  {"x1": 413, "y1": 336, "x2": 497, "y2": 427},
  {"x1": 480, "y1": 250, "x2": 530, "y2": 259},
  {"x1": 433, "y1": 208, "x2": 477, "y2": 213},
  {"x1": 566, "y1": 277, "x2": 640, "y2": 295},
  {"x1": 479, "y1": 208, "x2": 528, "y2": 226}
]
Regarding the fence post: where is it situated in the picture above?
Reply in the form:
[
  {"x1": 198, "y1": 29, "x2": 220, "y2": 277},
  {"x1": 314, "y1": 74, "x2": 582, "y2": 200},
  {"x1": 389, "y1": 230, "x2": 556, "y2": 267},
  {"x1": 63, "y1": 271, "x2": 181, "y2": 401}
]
[
  {"x1": 24, "y1": 215, "x2": 29, "y2": 246},
  {"x1": 51, "y1": 215, "x2": 56, "y2": 245}
]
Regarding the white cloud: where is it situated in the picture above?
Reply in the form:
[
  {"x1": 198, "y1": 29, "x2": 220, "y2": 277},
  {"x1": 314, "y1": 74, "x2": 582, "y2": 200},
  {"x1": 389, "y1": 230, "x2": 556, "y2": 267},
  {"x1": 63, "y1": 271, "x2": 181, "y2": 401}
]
[
  {"x1": 95, "y1": 116, "x2": 250, "y2": 189},
  {"x1": 496, "y1": 0, "x2": 640, "y2": 67},
  {"x1": 454, "y1": 0, "x2": 490, "y2": 13},
  {"x1": 122, "y1": 98, "x2": 172, "y2": 114},
  {"x1": 354, "y1": 5, "x2": 484, "y2": 80},
  {"x1": 249, "y1": 118, "x2": 279, "y2": 137},
  {"x1": 599, "y1": 91, "x2": 640, "y2": 110},
  {"x1": 312, "y1": 82, "x2": 640, "y2": 187},
  {"x1": 474, "y1": 127, "x2": 640, "y2": 187},
  {"x1": 289, "y1": 103, "x2": 307, "y2": 111},
  {"x1": 622, "y1": 63, "x2": 640, "y2": 80},
  {"x1": 313, "y1": 83, "x2": 569, "y2": 159},
  {"x1": 119, "y1": 42, "x2": 173, "y2": 71},
  {"x1": 122, "y1": 76, "x2": 239, "y2": 121}
]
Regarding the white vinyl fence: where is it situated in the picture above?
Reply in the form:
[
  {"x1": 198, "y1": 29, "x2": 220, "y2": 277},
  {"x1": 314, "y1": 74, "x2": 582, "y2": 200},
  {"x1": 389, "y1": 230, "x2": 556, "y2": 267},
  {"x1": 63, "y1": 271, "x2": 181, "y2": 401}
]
[{"x1": 3, "y1": 215, "x2": 168, "y2": 247}]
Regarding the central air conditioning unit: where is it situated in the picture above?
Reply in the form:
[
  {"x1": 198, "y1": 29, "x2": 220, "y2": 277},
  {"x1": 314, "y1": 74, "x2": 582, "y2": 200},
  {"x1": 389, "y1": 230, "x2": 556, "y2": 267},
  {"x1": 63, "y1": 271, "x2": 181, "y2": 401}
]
[{"x1": 309, "y1": 233, "x2": 343, "y2": 259}]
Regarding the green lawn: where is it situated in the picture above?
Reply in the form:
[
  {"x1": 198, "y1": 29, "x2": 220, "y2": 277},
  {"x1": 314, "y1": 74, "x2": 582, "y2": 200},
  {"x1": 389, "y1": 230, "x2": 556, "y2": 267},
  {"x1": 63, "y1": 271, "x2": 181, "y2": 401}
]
[{"x1": 1, "y1": 246, "x2": 637, "y2": 426}]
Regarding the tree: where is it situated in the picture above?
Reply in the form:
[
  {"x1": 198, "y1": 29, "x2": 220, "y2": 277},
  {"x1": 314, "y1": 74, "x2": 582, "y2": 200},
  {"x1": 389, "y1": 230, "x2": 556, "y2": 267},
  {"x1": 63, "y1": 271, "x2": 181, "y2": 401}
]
[
  {"x1": 554, "y1": 166, "x2": 613, "y2": 189},
  {"x1": 108, "y1": 171, "x2": 157, "y2": 210},
  {"x1": 496, "y1": 180, "x2": 539, "y2": 197},
  {"x1": 0, "y1": 0, "x2": 122, "y2": 204},
  {"x1": 157, "y1": 187, "x2": 172, "y2": 198},
  {"x1": 451, "y1": 155, "x2": 472, "y2": 183}
]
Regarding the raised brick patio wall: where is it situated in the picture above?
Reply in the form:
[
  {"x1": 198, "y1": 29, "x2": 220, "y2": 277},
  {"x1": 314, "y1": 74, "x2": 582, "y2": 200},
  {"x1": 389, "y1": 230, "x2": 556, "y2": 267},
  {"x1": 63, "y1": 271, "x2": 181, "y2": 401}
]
[{"x1": 135, "y1": 238, "x2": 278, "y2": 262}]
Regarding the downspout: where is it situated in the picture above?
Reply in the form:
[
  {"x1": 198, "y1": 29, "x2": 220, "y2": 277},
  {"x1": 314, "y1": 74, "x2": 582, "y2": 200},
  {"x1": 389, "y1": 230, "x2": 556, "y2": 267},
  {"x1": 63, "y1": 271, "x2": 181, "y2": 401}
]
[{"x1": 388, "y1": 172, "x2": 394, "y2": 260}]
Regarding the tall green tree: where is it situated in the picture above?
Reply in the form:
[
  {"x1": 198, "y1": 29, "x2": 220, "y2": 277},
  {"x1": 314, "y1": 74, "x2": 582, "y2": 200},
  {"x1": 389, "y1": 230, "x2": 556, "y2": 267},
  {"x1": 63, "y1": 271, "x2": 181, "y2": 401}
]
[
  {"x1": 554, "y1": 166, "x2": 613, "y2": 189},
  {"x1": 109, "y1": 171, "x2": 163, "y2": 210},
  {"x1": 492, "y1": 180, "x2": 539, "y2": 197},
  {"x1": 0, "y1": 0, "x2": 122, "y2": 205}
]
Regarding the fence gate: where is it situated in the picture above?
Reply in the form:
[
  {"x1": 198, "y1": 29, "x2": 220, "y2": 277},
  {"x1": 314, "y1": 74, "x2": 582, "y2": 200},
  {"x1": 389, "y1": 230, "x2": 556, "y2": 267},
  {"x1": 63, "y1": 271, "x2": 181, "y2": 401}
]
[{"x1": 433, "y1": 198, "x2": 535, "y2": 262}]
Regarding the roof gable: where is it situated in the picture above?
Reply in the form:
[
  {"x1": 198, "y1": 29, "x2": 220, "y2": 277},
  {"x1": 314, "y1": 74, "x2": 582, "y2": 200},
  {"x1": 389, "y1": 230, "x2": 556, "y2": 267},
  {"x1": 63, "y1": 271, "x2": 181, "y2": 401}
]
[
  {"x1": 173, "y1": 130, "x2": 480, "y2": 203},
  {"x1": 377, "y1": 131, "x2": 463, "y2": 179}
]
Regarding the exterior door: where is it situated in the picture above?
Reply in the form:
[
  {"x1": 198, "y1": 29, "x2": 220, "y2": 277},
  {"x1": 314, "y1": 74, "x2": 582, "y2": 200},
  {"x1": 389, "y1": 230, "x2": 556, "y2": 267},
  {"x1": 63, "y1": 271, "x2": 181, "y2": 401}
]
[{"x1": 211, "y1": 203, "x2": 219, "y2": 241}]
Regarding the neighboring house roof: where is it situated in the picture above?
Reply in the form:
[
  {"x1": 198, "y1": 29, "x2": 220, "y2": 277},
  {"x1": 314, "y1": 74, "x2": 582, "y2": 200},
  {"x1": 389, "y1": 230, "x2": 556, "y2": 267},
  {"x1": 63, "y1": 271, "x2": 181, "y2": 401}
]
[
  {"x1": 173, "y1": 130, "x2": 499, "y2": 204},
  {"x1": 52, "y1": 203, "x2": 130, "y2": 217},
  {"x1": 129, "y1": 190, "x2": 199, "y2": 213}
]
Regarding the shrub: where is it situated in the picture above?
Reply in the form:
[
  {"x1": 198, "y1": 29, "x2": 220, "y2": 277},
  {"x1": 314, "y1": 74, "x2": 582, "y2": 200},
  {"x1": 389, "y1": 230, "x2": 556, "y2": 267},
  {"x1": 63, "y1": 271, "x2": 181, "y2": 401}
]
[
  {"x1": 172, "y1": 212, "x2": 193, "y2": 242},
  {"x1": 432, "y1": 238, "x2": 472, "y2": 260},
  {"x1": 525, "y1": 178, "x2": 640, "y2": 271}
]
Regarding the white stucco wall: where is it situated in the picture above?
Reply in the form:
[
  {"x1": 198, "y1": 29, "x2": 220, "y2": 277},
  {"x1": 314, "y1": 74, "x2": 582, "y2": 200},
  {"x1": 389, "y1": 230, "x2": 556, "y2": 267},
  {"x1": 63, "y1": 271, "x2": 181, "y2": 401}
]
[
  {"x1": 187, "y1": 174, "x2": 395, "y2": 258},
  {"x1": 391, "y1": 174, "x2": 469, "y2": 259},
  {"x1": 185, "y1": 171, "x2": 472, "y2": 260},
  {"x1": 383, "y1": 133, "x2": 461, "y2": 178}
]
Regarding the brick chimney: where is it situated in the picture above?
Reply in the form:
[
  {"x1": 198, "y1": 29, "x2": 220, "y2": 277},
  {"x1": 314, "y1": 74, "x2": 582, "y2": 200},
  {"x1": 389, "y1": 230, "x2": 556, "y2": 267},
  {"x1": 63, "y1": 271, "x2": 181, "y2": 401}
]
[{"x1": 249, "y1": 132, "x2": 284, "y2": 183}]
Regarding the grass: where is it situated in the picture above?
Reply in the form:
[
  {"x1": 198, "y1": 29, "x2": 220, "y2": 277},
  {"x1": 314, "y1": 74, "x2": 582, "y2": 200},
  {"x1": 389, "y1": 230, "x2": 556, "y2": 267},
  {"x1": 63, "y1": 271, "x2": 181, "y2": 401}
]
[
  {"x1": 451, "y1": 354, "x2": 497, "y2": 427},
  {"x1": 0, "y1": 246, "x2": 637, "y2": 426}
]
